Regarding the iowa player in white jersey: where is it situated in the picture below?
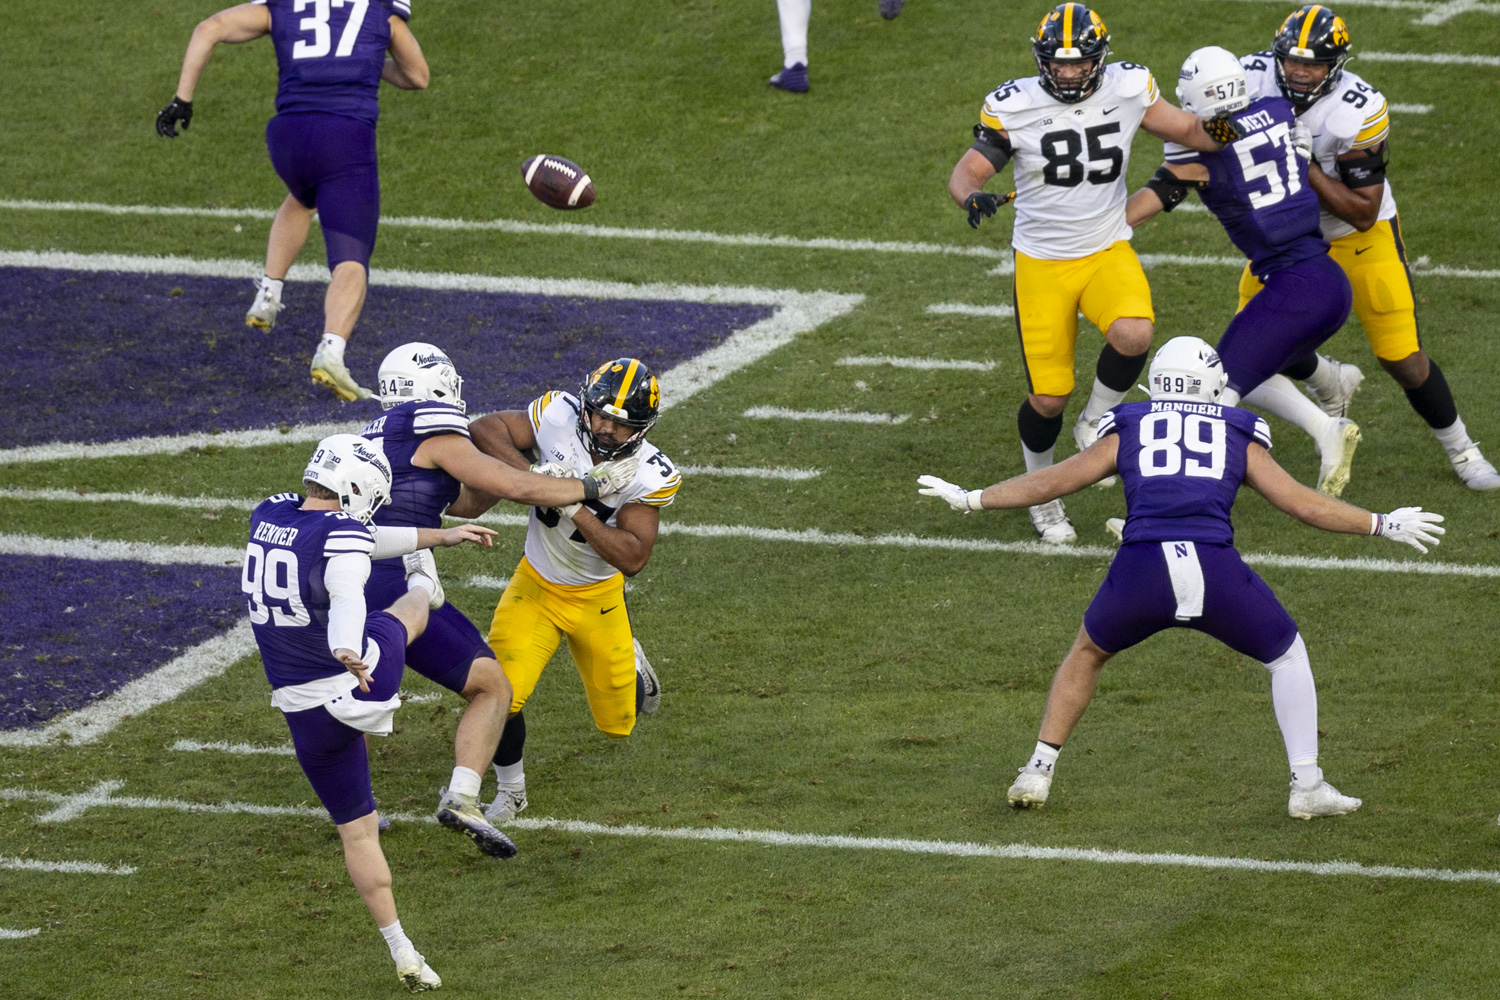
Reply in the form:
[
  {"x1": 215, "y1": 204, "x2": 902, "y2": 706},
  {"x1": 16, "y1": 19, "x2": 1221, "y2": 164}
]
[
  {"x1": 456, "y1": 359, "x2": 678, "y2": 822},
  {"x1": 1237, "y1": 5, "x2": 1499, "y2": 490},
  {"x1": 949, "y1": 3, "x2": 1243, "y2": 543}
]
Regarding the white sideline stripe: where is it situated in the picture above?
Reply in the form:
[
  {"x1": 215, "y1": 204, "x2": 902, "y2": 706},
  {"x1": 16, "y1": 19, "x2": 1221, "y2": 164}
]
[
  {"x1": 400, "y1": 691, "x2": 445, "y2": 704},
  {"x1": 464, "y1": 574, "x2": 512, "y2": 590},
  {"x1": 0, "y1": 502, "x2": 1494, "y2": 582},
  {"x1": 5, "y1": 784, "x2": 1500, "y2": 886},
  {"x1": 1390, "y1": 103, "x2": 1435, "y2": 113},
  {"x1": 744, "y1": 406, "x2": 910, "y2": 425},
  {"x1": 0, "y1": 929, "x2": 41, "y2": 940},
  {"x1": 925, "y1": 302, "x2": 1016, "y2": 318},
  {"x1": 0, "y1": 200, "x2": 1009, "y2": 262},
  {"x1": 1217, "y1": 0, "x2": 1500, "y2": 23},
  {"x1": 1362, "y1": 50, "x2": 1500, "y2": 65},
  {"x1": 1414, "y1": 0, "x2": 1496, "y2": 24},
  {"x1": 677, "y1": 464, "x2": 821, "y2": 480},
  {"x1": 0, "y1": 251, "x2": 861, "y2": 466},
  {"x1": 0, "y1": 782, "x2": 434, "y2": 826},
  {"x1": 171, "y1": 740, "x2": 295, "y2": 756},
  {"x1": 837, "y1": 355, "x2": 996, "y2": 372},
  {"x1": 0, "y1": 854, "x2": 135, "y2": 876},
  {"x1": 0, "y1": 622, "x2": 256, "y2": 748}
]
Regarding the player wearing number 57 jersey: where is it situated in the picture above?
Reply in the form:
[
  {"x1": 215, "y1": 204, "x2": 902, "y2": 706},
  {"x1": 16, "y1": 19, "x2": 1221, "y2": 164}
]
[
  {"x1": 918, "y1": 337, "x2": 1444, "y2": 819},
  {"x1": 458, "y1": 359, "x2": 678, "y2": 824},
  {"x1": 1234, "y1": 5, "x2": 1500, "y2": 490},
  {"x1": 949, "y1": 3, "x2": 1243, "y2": 545}
]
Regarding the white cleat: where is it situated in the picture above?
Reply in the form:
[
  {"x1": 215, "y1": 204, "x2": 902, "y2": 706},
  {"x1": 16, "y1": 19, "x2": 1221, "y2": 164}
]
[
  {"x1": 1306, "y1": 356, "x2": 1364, "y2": 418},
  {"x1": 310, "y1": 344, "x2": 374, "y2": 402},
  {"x1": 1288, "y1": 779, "x2": 1361, "y2": 819},
  {"x1": 635, "y1": 638, "x2": 661, "y2": 715},
  {"x1": 244, "y1": 277, "x2": 284, "y2": 331},
  {"x1": 1074, "y1": 414, "x2": 1117, "y2": 487},
  {"x1": 1105, "y1": 517, "x2": 1125, "y2": 542},
  {"x1": 1315, "y1": 417, "x2": 1361, "y2": 497},
  {"x1": 1007, "y1": 769, "x2": 1052, "y2": 808},
  {"x1": 484, "y1": 786, "x2": 528, "y2": 824},
  {"x1": 1451, "y1": 445, "x2": 1500, "y2": 491},
  {"x1": 402, "y1": 549, "x2": 445, "y2": 609},
  {"x1": 1028, "y1": 499, "x2": 1077, "y2": 544},
  {"x1": 393, "y1": 948, "x2": 442, "y2": 993}
]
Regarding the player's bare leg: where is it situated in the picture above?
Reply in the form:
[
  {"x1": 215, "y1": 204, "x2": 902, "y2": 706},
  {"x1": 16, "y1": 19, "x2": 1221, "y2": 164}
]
[
  {"x1": 1008, "y1": 624, "x2": 1113, "y2": 807},
  {"x1": 1076, "y1": 317, "x2": 1153, "y2": 488},
  {"x1": 310, "y1": 260, "x2": 374, "y2": 401},
  {"x1": 246, "y1": 194, "x2": 314, "y2": 330},
  {"x1": 337, "y1": 813, "x2": 441, "y2": 992}
]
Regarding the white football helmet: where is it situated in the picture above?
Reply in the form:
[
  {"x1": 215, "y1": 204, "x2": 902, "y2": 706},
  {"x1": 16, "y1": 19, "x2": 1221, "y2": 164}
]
[
  {"x1": 377, "y1": 342, "x2": 466, "y2": 413},
  {"x1": 1149, "y1": 337, "x2": 1228, "y2": 403},
  {"x1": 1176, "y1": 46, "x2": 1251, "y2": 117},
  {"x1": 302, "y1": 433, "x2": 393, "y2": 525}
]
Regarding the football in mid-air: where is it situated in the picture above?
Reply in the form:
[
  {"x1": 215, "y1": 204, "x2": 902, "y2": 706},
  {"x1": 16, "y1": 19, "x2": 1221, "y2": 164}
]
[{"x1": 521, "y1": 154, "x2": 595, "y2": 210}]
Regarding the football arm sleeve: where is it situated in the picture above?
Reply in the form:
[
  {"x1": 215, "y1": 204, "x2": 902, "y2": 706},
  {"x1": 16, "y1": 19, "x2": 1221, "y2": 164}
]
[
  {"x1": 970, "y1": 124, "x2": 1013, "y2": 172},
  {"x1": 368, "y1": 526, "x2": 419, "y2": 561},
  {"x1": 324, "y1": 552, "x2": 372, "y2": 657}
]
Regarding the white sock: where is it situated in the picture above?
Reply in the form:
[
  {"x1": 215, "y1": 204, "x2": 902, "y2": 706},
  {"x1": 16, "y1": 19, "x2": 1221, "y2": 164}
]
[
  {"x1": 1081, "y1": 377, "x2": 1128, "y2": 425},
  {"x1": 1290, "y1": 760, "x2": 1323, "y2": 790},
  {"x1": 448, "y1": 765, "x2": 482, "y2": 800},
  {"x1": 379, "y1": 920, "x2": 415, "y2": 963},
  {"x1": 262, "y1": 275, "x2": 284, "y2": 296},
  {"x1": 407, "y1": 574, "x2": 437, "y2": 599},
  {"x1": 1303, "y1": 355, "x2": 1339, "y2": 399},
  {"x1": 1262, "y1": 634, "x2": 1320, "y2": 775},
  {"x1": 1026, "y1": 741, "x2": 1060, "y2": 775},
  {"x1": 1022, "y1": 444, "x2": 1055, "y2": 475},
  {"x1": 777, "y1": 0, "x2": 810, "y2": 67},
  {"x1": 493, "y1": 760, "x2": 525, "y2": 789},
  {"x1": 1243, "y1": 375, "x2": 1333, "y2": 441},
  {"x1": 318, "y1": 332, "x2": 346, "y2": 363},
  {"x1": 1433, "y1": 415, "x2": 1475, "y2": 458}
]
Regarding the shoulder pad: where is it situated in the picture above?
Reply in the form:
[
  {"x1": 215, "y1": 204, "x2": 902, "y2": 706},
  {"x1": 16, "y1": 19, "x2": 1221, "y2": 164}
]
[
  {"x1": 633, "y1": 449, "x2": 682, "y2": 508},
  {"x1": 983, "y1": 79, "x2": 1034, "y2": 119},
  {"x1": 1106, "y1": 61, "x2": 1154, "y2": 99}
]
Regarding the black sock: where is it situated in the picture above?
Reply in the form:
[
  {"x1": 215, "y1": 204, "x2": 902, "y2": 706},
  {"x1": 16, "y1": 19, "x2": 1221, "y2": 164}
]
[
  {"x1": 1279, "y1": 354, "x2": 1319, "y2": 381},
  {"x1": 635, "y1": 670, "x2": 646, "y2": 713},
  {"x1": 1040, "y1": 739, "x2": 1062, "y2": 751},
  {"x1": 1404, "y1": 361, "x2": 1459, "y2": 429},
  {"x1": 1017, "y1": 398, "x2": 1064, "y2": 453},
  {"x1": 1095, "y1": 343, "x2": 1148, "y2": 392},
  {"x1": 494, "y1": 712, "x2": 526, "y2": 767}
]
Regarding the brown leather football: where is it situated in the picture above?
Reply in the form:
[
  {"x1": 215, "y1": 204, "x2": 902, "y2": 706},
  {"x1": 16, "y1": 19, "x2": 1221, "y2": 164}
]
[{"x1": 521, "y1": 154, "x2": 595, "y2": 210}]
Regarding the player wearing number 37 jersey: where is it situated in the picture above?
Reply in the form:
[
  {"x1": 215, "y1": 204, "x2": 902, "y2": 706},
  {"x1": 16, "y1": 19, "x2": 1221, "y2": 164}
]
[
  {"x1": 918, "y1": 337, "x2": 1444, "y2": 819},
  {"x1": 949, "y1": 3, "x2": 1244, "y2": 545}
]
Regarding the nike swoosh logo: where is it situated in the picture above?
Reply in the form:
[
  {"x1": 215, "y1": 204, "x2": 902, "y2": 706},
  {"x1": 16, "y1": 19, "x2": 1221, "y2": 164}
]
[
  {"x1": 601, "y1": 605, "x2": 618, "y2": 614},
  {"x1": 1103, "y1": 107, "x2": 1119, "y2": 115},
  {"x1": 1354, "y1": 247, "x2": 1371, "y2": 255}
]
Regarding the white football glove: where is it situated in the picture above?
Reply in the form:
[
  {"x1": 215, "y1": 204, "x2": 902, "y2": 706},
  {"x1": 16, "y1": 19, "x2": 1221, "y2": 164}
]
[
  {"x1": 1291, "y1": 120, "x2": 1314, "y2": 161},
  {"x1": 531, "y1": 461, "x2": 582, "y2": 518},
  {"x1": 589, "y1": 453, "x2": 642, "y2": 495},
  {"x1": 1374, "y1": 506, "x2": 1445, "y2": 553},
  {"x1": 917, "y1": 475, "x2": 985, "y2": 513}
]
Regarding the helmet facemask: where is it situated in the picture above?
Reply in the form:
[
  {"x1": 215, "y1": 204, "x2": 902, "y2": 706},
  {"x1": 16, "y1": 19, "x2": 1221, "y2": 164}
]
[
  {"x1": 575, "y1": 358, "x2": 661, "y2": 461},
  {"x1": 1033, "y1": 4, "x2": 1111, "y2": 104}
]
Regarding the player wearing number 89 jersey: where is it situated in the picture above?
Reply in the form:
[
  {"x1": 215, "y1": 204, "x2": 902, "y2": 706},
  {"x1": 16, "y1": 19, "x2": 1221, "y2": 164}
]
[{"x1": 949, "y1": 4, "x2": 1241, "y2": 544}]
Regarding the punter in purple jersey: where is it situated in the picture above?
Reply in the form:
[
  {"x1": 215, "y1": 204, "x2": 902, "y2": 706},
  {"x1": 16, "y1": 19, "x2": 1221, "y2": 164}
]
[
  {"x1": 918, "y1": 337, "x2": 1444, "y2": 819},
  {"x1": 245, "y1": 432, "x2": 500, "y2": 990},
  {"x1": 1126, "y1": 46, "x2": 1361, "y2": 498},
  {"x1": 357, "y1": 342, "x2": 644, "y2": 829},
  {"x1": 158, "y1": 0, "x2": 427, "y2": 402}
]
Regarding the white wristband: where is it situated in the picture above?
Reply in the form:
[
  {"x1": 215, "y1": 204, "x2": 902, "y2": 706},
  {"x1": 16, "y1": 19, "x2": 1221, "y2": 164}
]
[
  {"x1": 1370, "y1": 512, "x2": 1381, "y2": 536},
  {"x1": 966, "y1": 489, "x2": 985, "y2": 512}
]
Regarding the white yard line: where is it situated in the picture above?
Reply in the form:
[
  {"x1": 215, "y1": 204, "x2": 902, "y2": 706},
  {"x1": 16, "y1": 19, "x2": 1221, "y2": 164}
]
[
  {"x1": 4, "y1": 782, "x2": 1499, "y2": 886},
  {"x1": 678, "y1": 465, "x2": 822, "y2": 480},
  {"x1": 0, "y1": 251, "x2": 861, "y2": 466},
  {"x1": 464, "y1": 574, "x2": 512, "y2": 590},
  {"x1": 0, "y1": 199, "x2": 1008, "y2": 262},
  {"x1": 743, "y1": 406, "x2": 910, "y2": 425},
  {"x1": 987, "y1": 252, "x2": 1247, "y2": 277},
  {"x1": 0, "y1": 929, "x2": 41, "y2": 939},
  {"x1": 925, "y1": 302, "x2": 1015, "y2": 318},
  {"x1": 1362, "y1": 50, "x2": 1500, "y2": 65},
  {"x1": 170, "y1": 740, "x2": 295, "y2": 756},
  {"x1": 0, "y1": 530, "x2": 242, "y2": 565},
  {"x1": 1217, "y1": 0, "x2": 1500, "y2": 25},
  {"x1": 0, "y1": 853, "x2": 135, "y2": 876},
  {"x1": 1390, "y1": 103, "x2": 1435, "y2": 113},
  {"x1": 837, "y1": 355, "x2": 996, "y2": 372}
]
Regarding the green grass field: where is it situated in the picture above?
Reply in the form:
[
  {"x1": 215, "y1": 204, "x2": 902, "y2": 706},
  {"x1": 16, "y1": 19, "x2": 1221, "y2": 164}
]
[{"x1": 4, "y1": 1, "x2": 1500, "y2": 997}]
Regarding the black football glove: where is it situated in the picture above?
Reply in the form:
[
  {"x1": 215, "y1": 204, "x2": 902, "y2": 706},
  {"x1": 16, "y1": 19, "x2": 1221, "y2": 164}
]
[
  {"x1": 1202, "y1": 110, "x2": 1243, "y2": 146},
  {"x1": 156, "y1": 97, "x2": 193, "y2": 138},
  {"x1": 963, "y1": 191, "x2": 1015, "y2": 229}
]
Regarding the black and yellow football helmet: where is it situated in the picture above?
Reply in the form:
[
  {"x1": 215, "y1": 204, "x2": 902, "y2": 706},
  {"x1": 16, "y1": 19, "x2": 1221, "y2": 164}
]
[
  {"x1": 1033, "y1": 3, "x2": 1111, "y2": 104},
  {"x1": 1272, "y1": 4, "x2": 1351, "y2": 103},
  {"x1": 577, "y1": 358, "x2": 660, "y2": 459}
]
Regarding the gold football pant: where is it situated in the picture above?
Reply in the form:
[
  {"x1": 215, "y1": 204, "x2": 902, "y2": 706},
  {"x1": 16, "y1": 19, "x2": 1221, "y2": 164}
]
[{"x1": 487, "y1": 556, "x2": 637, "y2": 738}]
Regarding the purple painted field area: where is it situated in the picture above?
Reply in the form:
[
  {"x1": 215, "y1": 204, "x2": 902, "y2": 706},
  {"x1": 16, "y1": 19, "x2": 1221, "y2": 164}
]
[
  {"x1": 0, "y1": 556, "x2": 241, "y2": 731},
  {"x1": 0, "y1": 267, "x2": 772, "y2": 447}
]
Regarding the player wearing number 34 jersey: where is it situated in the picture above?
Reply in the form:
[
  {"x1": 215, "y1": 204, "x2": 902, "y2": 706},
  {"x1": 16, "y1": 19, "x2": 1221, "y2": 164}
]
[
  {"x1": 918, "y1": 337, "x2": 1444, "y2": 819},
  {"x1": 949, "y1": 3, "x2": 1245, "y2": 545}
]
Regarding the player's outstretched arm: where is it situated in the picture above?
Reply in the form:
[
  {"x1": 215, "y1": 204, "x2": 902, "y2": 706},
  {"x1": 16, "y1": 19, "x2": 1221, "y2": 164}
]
[
  {"x1": 1126, "y1": 162, "x2": 1209, "y2": 228},
  {"x1": 919, "y1": 436, "x2": 1121, "y2": 513},
  {"x1": 1140, "y1": 97, "x2": 1241, "y2": 152},
  {"x1": 158, "y1": 3, "x2": 270, "y2": 136},
  {"x1": 423, "y1": 434, "x2": 598, "y2": 509},
  {"x1": 382, "y1": 17, "x2": 429, "y2": 90},
  {"x1": 468, "y1": 412, "x2": 536, "y2": 471},
  {"x1": 1244, "y1": 444, "x2": 1445, "y2": 552},
  {"x1": 571, "y1": 502, "x2": 660, "y2": 577},
  {"x1": 1307, "y1": 143, "x2": 1386, "y2": 232}
]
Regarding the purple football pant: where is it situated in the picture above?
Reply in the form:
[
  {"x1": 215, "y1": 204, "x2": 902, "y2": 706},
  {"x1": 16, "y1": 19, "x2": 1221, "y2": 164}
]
[
  {"x1": 265, "y1": 112, "x2": 380, "y2": 272},
  {"x1": 1083, "y1": 542, "x2": 1298, "y2": 663},
  {"x1": 281, "y1": 611, "x2": 406, "y2": 825},
  {"x1": 367, "y1": 559, "x2": 488, "y2": 694},
  {"x1": 1218, "y1": 253, "x2": 1353, "y2": 397}
]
